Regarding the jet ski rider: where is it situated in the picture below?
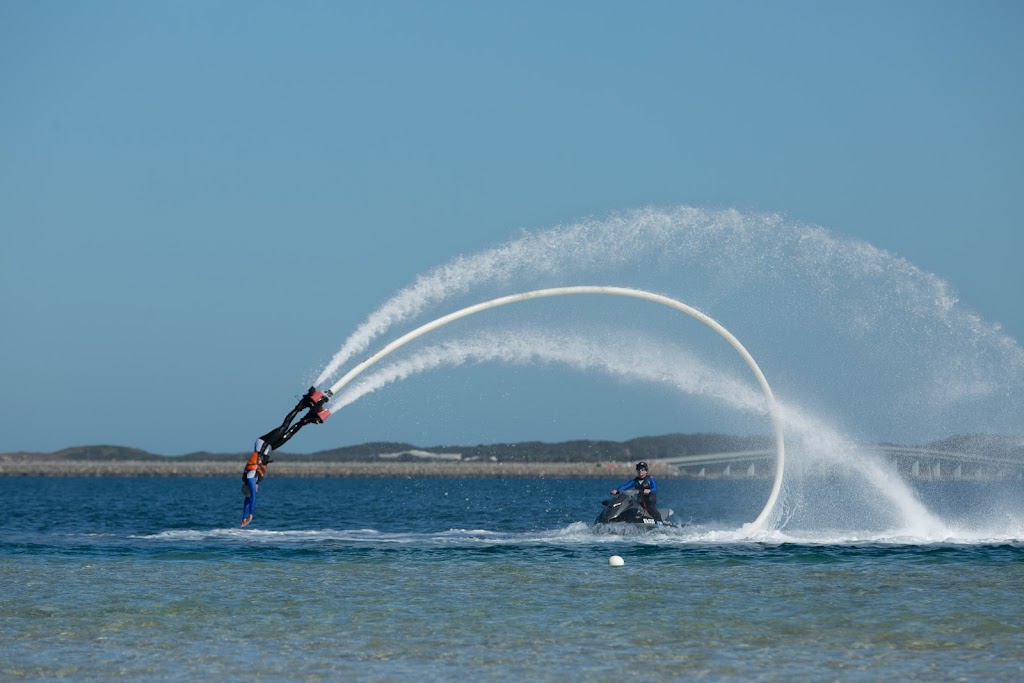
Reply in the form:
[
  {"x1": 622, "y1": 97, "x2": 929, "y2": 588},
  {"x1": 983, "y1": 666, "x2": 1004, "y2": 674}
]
[
  {"x1": 241, "y1": 387, "x2": 332, "y2": 527},
  {"x1": 610, "y1": 461, "x2": 664, "y2": 523}
]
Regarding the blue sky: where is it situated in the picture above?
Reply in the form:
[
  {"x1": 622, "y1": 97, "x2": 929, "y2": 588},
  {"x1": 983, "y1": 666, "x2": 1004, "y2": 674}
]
[{"x1": 2, "y1": 1, "x2": 1022, "y2": 455}]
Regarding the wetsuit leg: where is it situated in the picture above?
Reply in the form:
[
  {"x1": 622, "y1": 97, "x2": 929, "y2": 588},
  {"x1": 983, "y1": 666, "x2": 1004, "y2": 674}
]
[
  {"x1": 281, "y1": 403, "x2": 305, "y2": 427},
  {"x1": 267, "y1": 410, "x2": 322, "y2": 451},
  {"x1": 270, "y1": 420, "x2": 305, "y2": 450},
  {"x1": 242, "y1": 475, "x2": 257, "y2": 519},
  {"x1": 642, "y1": 493, "x2": 663, "y2": 522},
  {"x1": 258, "y1": 402, "x2": 310, "y2": 453}
]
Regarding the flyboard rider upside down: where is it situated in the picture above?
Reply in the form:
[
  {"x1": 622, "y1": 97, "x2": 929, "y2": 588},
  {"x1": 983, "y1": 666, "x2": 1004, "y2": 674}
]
[{"x1": 241, "y1": 387, "x2": 332, "y2": 527}]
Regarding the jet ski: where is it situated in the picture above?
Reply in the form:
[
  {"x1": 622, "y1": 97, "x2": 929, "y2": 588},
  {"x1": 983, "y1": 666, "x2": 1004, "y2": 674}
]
[{"x1": 595, "y1": 490, "x2": 674, "y2": 528}]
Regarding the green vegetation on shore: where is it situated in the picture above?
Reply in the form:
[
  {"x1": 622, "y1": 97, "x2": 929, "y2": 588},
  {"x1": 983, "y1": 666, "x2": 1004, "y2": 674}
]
[
  {"x1": 2, "y1": 433, "x2": 1019, "y2": 479},
  {"x1": 2, "y1": 433, "x2": 773, "y2": 464}
]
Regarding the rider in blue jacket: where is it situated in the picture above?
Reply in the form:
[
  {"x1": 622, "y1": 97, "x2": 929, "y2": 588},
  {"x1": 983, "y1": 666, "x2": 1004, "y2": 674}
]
[{"x1": 611, "y1": 461, "x2": 664, "y2": 523}]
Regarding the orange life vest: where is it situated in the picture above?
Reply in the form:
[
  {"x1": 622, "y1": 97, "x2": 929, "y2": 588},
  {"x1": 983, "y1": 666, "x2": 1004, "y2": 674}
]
[{"x1": 242, "y1": 452, "x2": 268, "y2": 482}]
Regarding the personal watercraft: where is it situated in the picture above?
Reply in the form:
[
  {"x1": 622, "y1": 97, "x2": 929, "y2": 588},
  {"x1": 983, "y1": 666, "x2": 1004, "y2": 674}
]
[{"x1": 594, "y1": 490, "x2": 674, "y2": 528}]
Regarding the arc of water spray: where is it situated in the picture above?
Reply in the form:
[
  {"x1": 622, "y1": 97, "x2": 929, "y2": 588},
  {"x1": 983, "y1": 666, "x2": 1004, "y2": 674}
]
[{"x1": 327, "y1": 286, "x2": 785, "y2": 532}]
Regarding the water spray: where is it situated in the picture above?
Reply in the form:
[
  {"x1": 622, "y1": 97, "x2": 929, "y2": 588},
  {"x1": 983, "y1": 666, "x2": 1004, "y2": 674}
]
[{"x1": 326, "y1": 285, "x2": 785, "y2": 532}]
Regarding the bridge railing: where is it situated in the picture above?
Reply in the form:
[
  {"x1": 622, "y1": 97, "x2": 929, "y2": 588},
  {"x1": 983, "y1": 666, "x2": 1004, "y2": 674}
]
[{"x1": 651, "y1": 446, "x2": 1022, "y2": 480}]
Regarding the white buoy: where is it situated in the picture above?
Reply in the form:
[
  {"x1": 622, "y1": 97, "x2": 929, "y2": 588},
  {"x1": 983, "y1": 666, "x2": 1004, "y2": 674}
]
[{"x1": 608, "y1": 555, "x2": 625, "y2": 567}]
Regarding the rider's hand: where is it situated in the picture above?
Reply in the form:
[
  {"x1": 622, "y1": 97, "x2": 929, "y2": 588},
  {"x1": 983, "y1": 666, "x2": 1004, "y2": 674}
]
[{"x1": 610, "y1": 489, "x2": 618, "y2": 494}]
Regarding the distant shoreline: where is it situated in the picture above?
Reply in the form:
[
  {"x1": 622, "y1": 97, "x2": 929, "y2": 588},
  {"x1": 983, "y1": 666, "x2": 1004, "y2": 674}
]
[
  {"x1": 0, "y1": 460, "x2": 702, "y2": 479},
  {"x1": 3, "y1": 459, "x2": 1018, "y2": 481},
  {"x1": 4, "y1": 431, "x2": 1019, "y2": 479}
]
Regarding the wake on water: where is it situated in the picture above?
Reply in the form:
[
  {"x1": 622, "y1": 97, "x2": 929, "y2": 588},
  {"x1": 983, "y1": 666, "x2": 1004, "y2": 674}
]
[
  {"x1": 308, "y1": 206, "x2": 1024, "y2": 541},
  {"x1": 142, "y1": 523, "x2": 1022, "y2": 547}
]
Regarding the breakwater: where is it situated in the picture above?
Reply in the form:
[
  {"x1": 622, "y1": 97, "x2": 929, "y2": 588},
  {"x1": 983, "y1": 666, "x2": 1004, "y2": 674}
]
[{"x1": 0, "y1": 460, "x2": 676, "y2": 479}]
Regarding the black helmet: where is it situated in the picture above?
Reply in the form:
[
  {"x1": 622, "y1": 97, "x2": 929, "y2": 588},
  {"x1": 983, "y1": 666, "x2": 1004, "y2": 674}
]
[{"x1": 636, "y1": 461, "x2": 649, "y2": 471}]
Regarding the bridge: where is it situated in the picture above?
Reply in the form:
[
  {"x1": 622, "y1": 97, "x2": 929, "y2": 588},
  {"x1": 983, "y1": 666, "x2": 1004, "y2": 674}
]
[{"x1": 654, "y1": 446, "x2": 1024, "y2": 480}]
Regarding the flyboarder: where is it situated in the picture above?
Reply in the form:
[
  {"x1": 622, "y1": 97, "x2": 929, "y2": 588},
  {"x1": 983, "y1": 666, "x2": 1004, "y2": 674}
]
[{"x1": 241, "y1": 387, "x2": 332, "y2": 527}]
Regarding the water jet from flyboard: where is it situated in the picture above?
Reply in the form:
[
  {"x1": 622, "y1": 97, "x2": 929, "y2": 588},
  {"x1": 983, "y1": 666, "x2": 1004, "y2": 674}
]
[{"x1": 327, "y1": 285, "x2": 785, "y2": 532}]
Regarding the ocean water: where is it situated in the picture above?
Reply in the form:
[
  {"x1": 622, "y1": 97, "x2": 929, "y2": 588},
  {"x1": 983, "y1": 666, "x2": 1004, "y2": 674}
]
[{"x1": 1, "y1": 476, "x2": 1022, "y2": 682}]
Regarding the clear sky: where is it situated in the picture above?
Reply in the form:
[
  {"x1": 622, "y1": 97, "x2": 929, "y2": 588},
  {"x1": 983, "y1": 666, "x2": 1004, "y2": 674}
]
[{"x1": 2, "y1": 1, "x2": 1022, "y2": 455}]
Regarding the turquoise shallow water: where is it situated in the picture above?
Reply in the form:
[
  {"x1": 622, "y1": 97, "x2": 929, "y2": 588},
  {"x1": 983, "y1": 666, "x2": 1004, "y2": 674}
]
[{"x1": 1, "y1": 477, "x2": 1022, "y2": 681}]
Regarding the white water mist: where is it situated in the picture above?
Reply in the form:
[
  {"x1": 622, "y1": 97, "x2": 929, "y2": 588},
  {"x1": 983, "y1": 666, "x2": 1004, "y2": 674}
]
[
  {"x1": 316, "y1": 205, "x2": 1023, "y2": 443},
  {"x1": 340, "y1": 329, "x2": 949, "y2": 534},
  {"x1": 313, "y1": 205, "x2": 1023, "y2": 536}
]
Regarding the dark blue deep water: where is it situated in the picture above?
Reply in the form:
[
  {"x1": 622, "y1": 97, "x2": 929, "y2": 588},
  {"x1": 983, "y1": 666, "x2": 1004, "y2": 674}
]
[{"x1": 1, "y1": 477, "x2": 1021, "y2": 681}]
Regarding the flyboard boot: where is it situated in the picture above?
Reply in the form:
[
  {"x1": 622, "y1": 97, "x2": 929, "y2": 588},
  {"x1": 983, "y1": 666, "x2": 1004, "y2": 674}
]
[
  {"x1": 299, "y1": 386, "x2": 333, "y2": 424},
  {"x1": 298, "y1": 386, "x2": 327, "y2": 409}
]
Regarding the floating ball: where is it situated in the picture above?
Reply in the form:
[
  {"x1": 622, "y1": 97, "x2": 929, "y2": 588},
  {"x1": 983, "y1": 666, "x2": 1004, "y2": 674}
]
[{"x1": 608, "y1": 555, "x2": 624, "y2": 567}]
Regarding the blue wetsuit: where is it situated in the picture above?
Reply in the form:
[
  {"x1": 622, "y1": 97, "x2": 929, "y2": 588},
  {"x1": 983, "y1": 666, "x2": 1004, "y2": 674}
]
[{"x1": 242, "y1": 475, "x2": 258, "y2": 520}]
